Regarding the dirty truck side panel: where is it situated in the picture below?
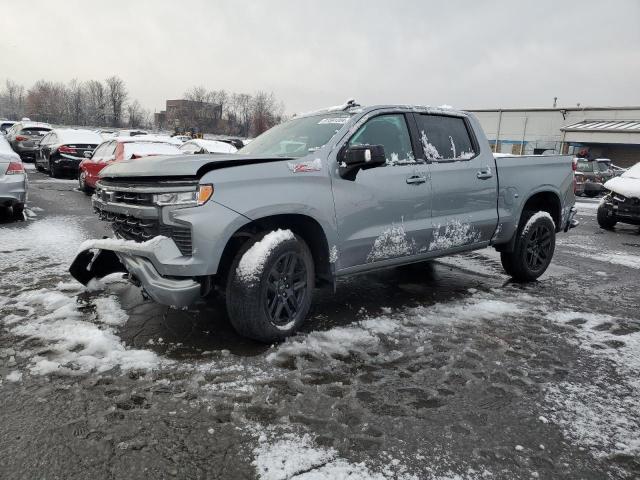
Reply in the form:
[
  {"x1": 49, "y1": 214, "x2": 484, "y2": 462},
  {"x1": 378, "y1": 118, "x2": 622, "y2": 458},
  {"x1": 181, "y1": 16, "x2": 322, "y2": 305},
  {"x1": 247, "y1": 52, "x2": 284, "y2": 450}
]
[{"x1": 426, "y1": 114, "x2": 499, "y2": 248}]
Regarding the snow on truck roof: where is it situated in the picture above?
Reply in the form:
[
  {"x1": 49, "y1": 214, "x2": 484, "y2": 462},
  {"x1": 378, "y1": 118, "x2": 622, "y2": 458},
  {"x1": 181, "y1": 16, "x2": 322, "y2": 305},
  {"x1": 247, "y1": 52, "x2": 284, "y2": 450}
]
[{"x1": 297, "y1": 101, "x2": 467, "y2": 118}]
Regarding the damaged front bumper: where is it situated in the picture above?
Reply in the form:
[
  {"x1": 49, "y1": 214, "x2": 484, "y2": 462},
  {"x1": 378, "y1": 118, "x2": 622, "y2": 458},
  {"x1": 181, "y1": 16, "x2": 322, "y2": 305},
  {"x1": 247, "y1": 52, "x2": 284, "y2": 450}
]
[{"x1": 69, "y1": 236, "x2": 201, "y2": 307}]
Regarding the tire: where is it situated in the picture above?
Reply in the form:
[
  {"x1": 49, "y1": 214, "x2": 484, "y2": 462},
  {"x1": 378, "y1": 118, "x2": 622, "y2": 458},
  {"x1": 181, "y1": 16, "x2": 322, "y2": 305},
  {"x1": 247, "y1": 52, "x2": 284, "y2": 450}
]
[
  {"x1": 500, "y1": 210, "x2": 556, "y2": 282},
  {"x1": 12, "y1": 203, "x2": 24, "y2": 219},
  {"x1": 226, "y1": 232, "x2": 315, "y2": 343},
  {"x1": 49, "y1": 163, "x2": 59, "y2": 178},
  {"x1": 35, "y1": 162, "x2": 44, "y2": 172},
  {"x1": 78, "y1": 170, "x2": 92, "y2": 194},
  {"x1": 597, "y1": 203, "x2": 617, "y2": 230}
]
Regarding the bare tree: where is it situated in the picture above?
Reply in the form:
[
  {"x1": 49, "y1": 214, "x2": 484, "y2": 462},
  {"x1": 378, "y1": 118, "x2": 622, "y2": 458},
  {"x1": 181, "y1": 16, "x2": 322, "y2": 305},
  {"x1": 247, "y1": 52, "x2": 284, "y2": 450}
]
[
  {"x1": 66, "y1": 79, "x2": 86, "y2": 126},
  {"x1": 251, "y1": 91, "x2": 282, "y2": 136},
  {"x1": 85, "y1": 80, "x2": 107, "y2": 126},
  {"x1": 0, "y1": 80, "x2": 26, "y2": 119},
  {"x1": 105, "y1": 76, "x2": 128, "y2": 127},
  {"x1": 126, "y1": 100, "x2": 149, "y2": 128}
]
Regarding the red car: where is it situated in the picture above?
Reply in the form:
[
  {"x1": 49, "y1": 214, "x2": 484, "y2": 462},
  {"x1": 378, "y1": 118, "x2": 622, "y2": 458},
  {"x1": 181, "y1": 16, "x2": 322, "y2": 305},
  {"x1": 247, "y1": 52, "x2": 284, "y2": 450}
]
[{"x1": 78, "y1": 137, "x2": 182, "y2": 193}]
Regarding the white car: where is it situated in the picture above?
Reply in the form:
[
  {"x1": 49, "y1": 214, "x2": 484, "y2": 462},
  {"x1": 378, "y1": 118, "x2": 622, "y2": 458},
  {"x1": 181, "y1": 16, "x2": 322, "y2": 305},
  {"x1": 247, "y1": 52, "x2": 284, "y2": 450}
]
[{"x1": 179, "y1": 139, "x2": 238, "y2": 154}]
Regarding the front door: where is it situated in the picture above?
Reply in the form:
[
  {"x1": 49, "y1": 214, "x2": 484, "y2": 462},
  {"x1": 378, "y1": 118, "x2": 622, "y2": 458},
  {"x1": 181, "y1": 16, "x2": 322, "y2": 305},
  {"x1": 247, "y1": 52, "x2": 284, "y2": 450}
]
[
  {"x1": 331, "y1": 113, "x2": 432, "y2": 269},
  {"x1": 413, "y1": 113, "x2": 498, "y2": 252}
]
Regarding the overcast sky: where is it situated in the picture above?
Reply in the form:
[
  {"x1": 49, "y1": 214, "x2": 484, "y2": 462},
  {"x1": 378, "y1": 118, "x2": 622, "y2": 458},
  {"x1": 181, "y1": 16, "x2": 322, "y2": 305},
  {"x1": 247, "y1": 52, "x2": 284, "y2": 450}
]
[{"x1": 1, "y1": 0, "x2": 639, "y2": 114}]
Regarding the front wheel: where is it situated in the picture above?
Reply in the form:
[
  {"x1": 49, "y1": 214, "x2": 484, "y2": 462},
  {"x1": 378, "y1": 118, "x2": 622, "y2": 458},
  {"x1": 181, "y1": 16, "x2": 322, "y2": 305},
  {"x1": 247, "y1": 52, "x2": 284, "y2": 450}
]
[
  {"x1": 78, "y1": 170, "x2": 92, "y2": 194},
  {"x1": 597, "y1": 203, "x2": 617, "y2": 230},
  {"x1": 226, "y1": 231, "x2": 314, "y2": 343},
  {"x1": 501, "y1": 211, "x2": 556, "y2": 282}
]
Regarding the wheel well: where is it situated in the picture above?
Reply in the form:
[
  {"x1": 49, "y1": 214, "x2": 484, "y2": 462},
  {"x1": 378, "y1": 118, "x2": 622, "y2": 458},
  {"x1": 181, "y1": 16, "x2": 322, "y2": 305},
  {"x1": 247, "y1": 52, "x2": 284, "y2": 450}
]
[
  {"x1": 216, "y1": 214, "x2": 332, "y2": 288},
  {"x1": 521, "y1": 191, "x2": 561, "y2": 230}
]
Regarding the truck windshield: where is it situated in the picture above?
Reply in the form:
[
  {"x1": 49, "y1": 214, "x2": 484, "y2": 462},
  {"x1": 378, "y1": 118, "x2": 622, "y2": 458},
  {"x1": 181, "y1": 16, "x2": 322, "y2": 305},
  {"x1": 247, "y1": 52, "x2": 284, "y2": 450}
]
[{"x1": 239, "y1": 114, "x2": 351, "y2": 158}]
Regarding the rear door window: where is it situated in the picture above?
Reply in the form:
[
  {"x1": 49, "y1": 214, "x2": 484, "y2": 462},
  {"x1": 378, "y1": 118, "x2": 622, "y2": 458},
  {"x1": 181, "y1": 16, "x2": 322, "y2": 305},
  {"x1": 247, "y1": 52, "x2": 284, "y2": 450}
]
[{"x1": 415, "y1": 114, "x2": 476, "y2": 161}]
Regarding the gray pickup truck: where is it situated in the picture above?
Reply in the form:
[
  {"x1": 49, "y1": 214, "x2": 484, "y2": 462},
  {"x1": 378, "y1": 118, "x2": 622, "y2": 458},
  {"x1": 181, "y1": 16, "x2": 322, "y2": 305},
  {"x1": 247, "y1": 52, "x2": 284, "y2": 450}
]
[{"x1": 70, "y1": 103, "x2": 577, "y2": 342}]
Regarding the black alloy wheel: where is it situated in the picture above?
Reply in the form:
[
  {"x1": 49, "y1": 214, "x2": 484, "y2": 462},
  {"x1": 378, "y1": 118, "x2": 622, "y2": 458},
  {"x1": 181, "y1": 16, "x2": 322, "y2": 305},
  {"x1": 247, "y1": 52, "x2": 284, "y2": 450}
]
[{"x1": 265, "y1": 252, "x2": 308, "y2": 327}]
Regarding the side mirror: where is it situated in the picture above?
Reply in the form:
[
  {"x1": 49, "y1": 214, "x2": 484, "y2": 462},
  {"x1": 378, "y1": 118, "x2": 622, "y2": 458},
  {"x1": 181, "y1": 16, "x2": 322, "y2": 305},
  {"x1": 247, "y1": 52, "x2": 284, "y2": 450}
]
[
  {"x1": 84, "y1": 151, "x2": 93, "y2": 158},
  {"x1": 339, "y1": 144, "x2": 386, "y2": 180}
]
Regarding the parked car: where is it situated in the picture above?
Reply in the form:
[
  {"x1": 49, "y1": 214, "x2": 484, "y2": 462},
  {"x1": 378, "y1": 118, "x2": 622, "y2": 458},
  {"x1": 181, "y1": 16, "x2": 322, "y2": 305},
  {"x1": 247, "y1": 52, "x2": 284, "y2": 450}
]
[
  {"x1": 115, "y1": 129, "x2": 148, "y2": 137},
  {"x1": 0, "y1": 135, "x2": 27, "y2": 218},
  {"x1": 77, "y1": 137, "x2": 183, "y2": 193},
  {"x1": 0, "y1": 120, "x2": 17, "y2": 135},
  {"x1": 70, "y1": 103, "x2": 577, "y2": 343},
  {"x1": 597, "y1": 162, "x2": 640, "y2": 229},
  {"x1": 596, "y1": 158, "x2": 626, "y2": 177},
  {"x1": 35, "y1": 129, "x2": 103, "y2": 178},
  {"x1": 574, "y1": 158, "x2": 614, "y2": 197},
  {"x1": 6, "y1": 121, "x2": 52, "y2": 161},
  {"x1": 179, "y1": 139, "x2": 238, "y2": 154}
]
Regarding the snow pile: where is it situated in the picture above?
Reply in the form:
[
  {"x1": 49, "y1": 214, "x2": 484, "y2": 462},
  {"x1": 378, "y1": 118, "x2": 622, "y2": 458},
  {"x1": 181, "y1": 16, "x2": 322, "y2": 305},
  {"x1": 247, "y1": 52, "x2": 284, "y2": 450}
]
[
  {"x1": 429, "y1": 219, "x2": 480, "y2": 251},
  {"x1": 367, "y1": 223, "x2": 415, "y2": 262},
  {"x1": 253, "y1": 432, "x2": 414, "y2": 480},
  {"x1": 236, "y1": 230, "x2": 295, "y2": 284},
  {"x1": 2, "y1": 288, "x2": 160, "y2": 376}
]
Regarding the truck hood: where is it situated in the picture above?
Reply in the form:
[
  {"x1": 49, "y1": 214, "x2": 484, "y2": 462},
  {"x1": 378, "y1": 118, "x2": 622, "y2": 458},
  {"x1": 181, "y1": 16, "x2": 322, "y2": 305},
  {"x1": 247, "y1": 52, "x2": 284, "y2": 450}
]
[{"x1": 99, "y1": 154, "x2": 292, "y2": 179}]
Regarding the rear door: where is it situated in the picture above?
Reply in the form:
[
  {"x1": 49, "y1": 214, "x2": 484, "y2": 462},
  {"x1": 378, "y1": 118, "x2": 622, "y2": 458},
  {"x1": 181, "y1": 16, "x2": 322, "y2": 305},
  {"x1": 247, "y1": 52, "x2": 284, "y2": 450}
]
[
  {"x1": 332, "y1": 112, "x2": 432, "y2": 269},
  {"x1": 413, "y1": 113, "x2": 498, "y2": 250}
]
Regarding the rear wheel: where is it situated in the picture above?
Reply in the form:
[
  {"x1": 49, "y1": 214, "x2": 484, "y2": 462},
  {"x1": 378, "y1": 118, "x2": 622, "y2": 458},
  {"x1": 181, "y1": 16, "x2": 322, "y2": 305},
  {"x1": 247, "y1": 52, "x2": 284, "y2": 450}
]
[
  {"x1": 597, "y1": 203, "x2": 617, "y2": 230},
  {"x1": 226, "y1": 232, "x2": 314, "y2": 343},
  {"x1": 49, "y1": 162, "x2": 59, "y2": 178},
  {"x1": 500, "y1": 210, "x2": 556, "y2": 282},
  {"x1": 12, "y1": 203, "x2": 24, "y2": 219}
]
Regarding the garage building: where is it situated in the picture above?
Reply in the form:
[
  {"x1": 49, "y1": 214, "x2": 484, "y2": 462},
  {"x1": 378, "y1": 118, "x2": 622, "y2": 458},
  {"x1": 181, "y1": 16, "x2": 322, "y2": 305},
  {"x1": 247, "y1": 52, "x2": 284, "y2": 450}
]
[{"x1": 468, "y1": 106, "x2": 640, "y2": 167}]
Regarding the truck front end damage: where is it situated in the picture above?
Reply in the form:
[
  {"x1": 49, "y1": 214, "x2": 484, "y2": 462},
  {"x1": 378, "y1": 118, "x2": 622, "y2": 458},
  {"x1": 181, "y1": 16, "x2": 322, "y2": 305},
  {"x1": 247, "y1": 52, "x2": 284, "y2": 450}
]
[
  {"x1": 69, "y1": 178, "x2": 218, "y2": 307},
  {"x1": 70, "y1": 236, "x2": 202, "y2": 307}
]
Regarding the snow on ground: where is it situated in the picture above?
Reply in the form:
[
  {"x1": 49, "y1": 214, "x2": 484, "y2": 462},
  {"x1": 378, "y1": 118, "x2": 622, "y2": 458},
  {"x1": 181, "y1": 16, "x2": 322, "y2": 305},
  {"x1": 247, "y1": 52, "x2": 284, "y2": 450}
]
[
  {"x1": 1, "y1": 287, "x2": 162, "y2": 376},
  {"x1": 575, "y1": 200, "x2": 600, "y2": 216},
  {"x1": 558, "y1": 241, "x2": 640, "y2": 269},
  {"x1": 0, "y1": 216, "x2": 88, "y2": 284},
  {"x1": 543, "y1": 309, "x2": 640, "y2": 457},
  {"x1": 269, "y1": 292, "x2": 526, "y2": 366}
]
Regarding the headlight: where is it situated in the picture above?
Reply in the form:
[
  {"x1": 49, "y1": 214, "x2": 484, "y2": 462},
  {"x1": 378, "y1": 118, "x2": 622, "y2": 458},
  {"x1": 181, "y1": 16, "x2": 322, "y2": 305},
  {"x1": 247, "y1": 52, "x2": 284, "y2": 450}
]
[{"x1": 154, "y1": 184, "x2": 213, "y2": 207}]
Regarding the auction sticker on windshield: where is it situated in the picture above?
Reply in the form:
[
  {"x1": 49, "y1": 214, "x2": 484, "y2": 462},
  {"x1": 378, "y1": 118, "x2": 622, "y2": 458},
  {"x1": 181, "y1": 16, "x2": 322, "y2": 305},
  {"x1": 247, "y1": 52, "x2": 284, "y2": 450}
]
[{"x1": 318, "y1": 117, "x2": 349, "y2": 125}]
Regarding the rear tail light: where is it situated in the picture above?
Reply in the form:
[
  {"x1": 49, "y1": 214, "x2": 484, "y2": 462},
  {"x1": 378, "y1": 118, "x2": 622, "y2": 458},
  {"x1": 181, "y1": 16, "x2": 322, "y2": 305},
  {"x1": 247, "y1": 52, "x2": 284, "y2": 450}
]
[
  {"x1": 5, "y1": 162, "x2": 25, "y2": 175},
  {"x1": 58, "y1": 145, "x2": 77, "y2": 154},
  {"x1": 571, "y1": 158, "x2": 577, "y2": 171},
  {"x1": 15, "y1": 135, "x2": 28, "y2": 142}
]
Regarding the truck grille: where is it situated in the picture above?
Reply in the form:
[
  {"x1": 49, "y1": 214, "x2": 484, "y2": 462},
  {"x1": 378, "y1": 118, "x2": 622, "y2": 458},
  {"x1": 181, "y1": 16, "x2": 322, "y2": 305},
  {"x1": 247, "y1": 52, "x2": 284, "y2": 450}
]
[
  {"x1": 96, "y1": 210, "x2": 192, "y2": 256},
  {"x1": 95, "y1": 189, "x2": 154, "y2": 206}
]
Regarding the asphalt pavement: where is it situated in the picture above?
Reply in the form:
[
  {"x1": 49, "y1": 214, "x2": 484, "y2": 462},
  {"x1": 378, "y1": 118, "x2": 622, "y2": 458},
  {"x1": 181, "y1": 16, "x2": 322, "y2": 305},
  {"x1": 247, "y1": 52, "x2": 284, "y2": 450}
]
[{"x1": 1, "y1": 168, "x2": 639, "y2": 479}]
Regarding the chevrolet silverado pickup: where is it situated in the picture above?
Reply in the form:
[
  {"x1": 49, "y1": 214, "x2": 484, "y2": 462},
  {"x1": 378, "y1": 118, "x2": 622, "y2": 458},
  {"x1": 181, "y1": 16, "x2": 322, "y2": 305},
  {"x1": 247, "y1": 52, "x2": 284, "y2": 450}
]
[{"x1": 70, "y1": 102, "x2": 578, "y2": 342}]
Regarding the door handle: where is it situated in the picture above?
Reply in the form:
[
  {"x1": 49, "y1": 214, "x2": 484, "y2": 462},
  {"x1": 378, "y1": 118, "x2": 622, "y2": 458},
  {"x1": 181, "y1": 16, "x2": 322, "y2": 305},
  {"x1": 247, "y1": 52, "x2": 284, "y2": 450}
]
[
  {"x1": 476, "y1": 167, "x2": 493, "y2": 180},
  {"x1": 406, "y1": 175, "x2": 427, "y2": 185}
]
